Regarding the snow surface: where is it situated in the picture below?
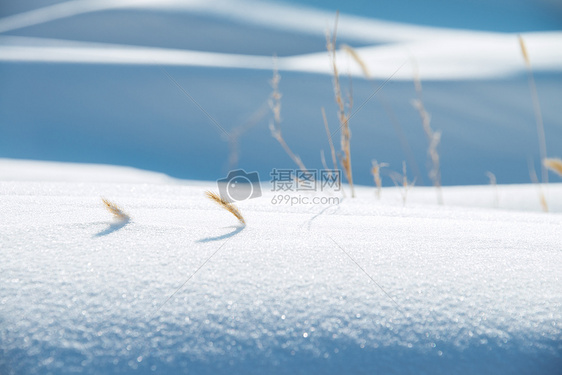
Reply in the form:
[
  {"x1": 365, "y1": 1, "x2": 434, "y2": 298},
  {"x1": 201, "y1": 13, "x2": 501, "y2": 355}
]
[
  {"x1": 1, "y1": 160, "x2": 561, "y2": 374},
  {"x1": 1, "y1": 2, "x2": 562, "y2": 372}
]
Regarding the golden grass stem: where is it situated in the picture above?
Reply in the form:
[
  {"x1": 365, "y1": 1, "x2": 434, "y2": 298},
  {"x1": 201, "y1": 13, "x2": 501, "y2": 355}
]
[
  {"x1": 321, "y1": 107, "x2": 338, "y2": 172},
  {"x1": 326, "y1": 11, "x2": 355, "y2": 198},
  {"x1": 412, "y1": 59, "x2": 443, "y2": 205},
  {"x1": 371, "y1": 160, "x2": 388, "y2": 200},
  {"x1": 518, "y1": 35, "x2": 530, "y2": 68},
  {"x1": 544, "y1": 158, "x2": 562, "y2": 177},
  {"x1": 226, "y1": 101, "x2": 269, "y2": 170},
  {"x1": 519, "y1": 35, "x2": 548, "y2": 184},
  {"x1": 269, "y1": 58, "x2": 309, "y2": 173},
  {"x1": 343, "y1": 43, "x2": 424, "y2": 188},
  {"x1": 101, "y1": 198, "x2": 129, "y2": 221},
  {"x1": 341, "y1": 44, "x2": 371, "y2": 79},
  {"x1": 389, "y1": 162, "x2": 415, "y2": 207},
  {"x1": 205, "y1": 191, "x2": 246, "y2": 225}
]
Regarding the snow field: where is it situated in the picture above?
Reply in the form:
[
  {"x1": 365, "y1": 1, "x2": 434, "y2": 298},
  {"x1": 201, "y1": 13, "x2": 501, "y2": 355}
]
[{"x1": 1, "y1": 161, "x2": 561, "y2": 374}]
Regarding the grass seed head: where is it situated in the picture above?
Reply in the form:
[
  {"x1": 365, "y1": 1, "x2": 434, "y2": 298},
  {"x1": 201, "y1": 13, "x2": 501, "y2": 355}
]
[
  {"x1": 205, "y1": 190, "x2": 246, "y2": 225},
  {"x1": 101, "y1": 198, "x2": 129, "y2": 221},
  {"x1": 341, "y1": 44, "x2": 370, "y2": 79},
  {"x1": 544, "y1": 158, "x2": 562, "y2": 177},
  {"x1": 518, "y1": 35, "x2": 530, "y2": 67}
]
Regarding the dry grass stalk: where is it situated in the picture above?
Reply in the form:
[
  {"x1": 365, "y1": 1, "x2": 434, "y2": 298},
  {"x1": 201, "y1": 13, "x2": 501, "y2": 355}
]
[
  {"x1": 390, "y1": 161, "x2": 415, "y2": 206},
  {"x1": 538, "y1": 191, "x2": 548, "y2": 212},
  {"x1": 321, "y1": 107, "x2": 338, "y2": 172},
  {"x1": 528, "y1": 159, "x2": 549, "y2": 212},
  {"x1": 268, "y1": 59, "x2": 308, "y2": 173},
  {"x1": 485, "y1": 171, "x2": 497, "y2": 186},
  {"x1": 326, "y1": 12, "x2": 355, "y2": 197},
  {"x1": 101, "y1": 198, "x2": 129, "y2": 221},
  {"x1": 412, "y1": 60, "x2": 443, "y2": 205},
  {"x1": 341, "y1": 44, "x2": 371, "y2": 79},
  {"x1": 371, "y1": 160, "x2": 388, "y2": 200},
  {"x1": 205, "y1": 191, "x2": 246, "y2": 225},
  {"x1": 226, "y1": 101, "x2": 269, "y2": 170},
  {"x1": 518, "y1": 35, "x2": 530, "y2": 68},
  {"x1": 485, "y1": 171, "x2": 499, "y2": 208},
  {"x1": 344, "y1": 44, "x2": 424, "y2": 189},
  {"x1": 544, "y1": 158, "x2": 562, "y2": 177},
  {"x1": 519, "y1": 35, "x2": 548, "y2": 184}
]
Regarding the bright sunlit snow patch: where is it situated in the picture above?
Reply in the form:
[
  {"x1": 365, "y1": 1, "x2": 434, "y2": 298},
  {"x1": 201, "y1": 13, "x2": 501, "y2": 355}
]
[
  {"x1": 0, "y1": 159, "x2": 174, "y2": 183},
  {"x1": 1, "y1": 0, "x2": 562, "y2": 368},
  {"x1": 0, "y1": 36, "x2": 274, "y2": 69},
  {"x1": 0, "y1": 160, "x2": 561, "y2": 374},
  {"x1": 282, "y1": 32, "x2": 562, "y2": 79},
  {"x1": 2, "y1": 31, "x2": 562, "y2": 80}
]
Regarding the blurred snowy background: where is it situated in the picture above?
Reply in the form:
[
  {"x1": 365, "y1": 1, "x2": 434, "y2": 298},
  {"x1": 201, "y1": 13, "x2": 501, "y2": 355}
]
[{"x1": 1, "y1": 0, "x2": 561, "y2": 186}]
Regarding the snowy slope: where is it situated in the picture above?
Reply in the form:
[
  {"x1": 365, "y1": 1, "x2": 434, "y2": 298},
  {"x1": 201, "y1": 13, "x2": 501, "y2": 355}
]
[
  {"x1": 1, "y1": 160, "x2": 561, "y2": 374},
  {"x1": 2, "y1": 2, "x2": 562, "y2": 374}
]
